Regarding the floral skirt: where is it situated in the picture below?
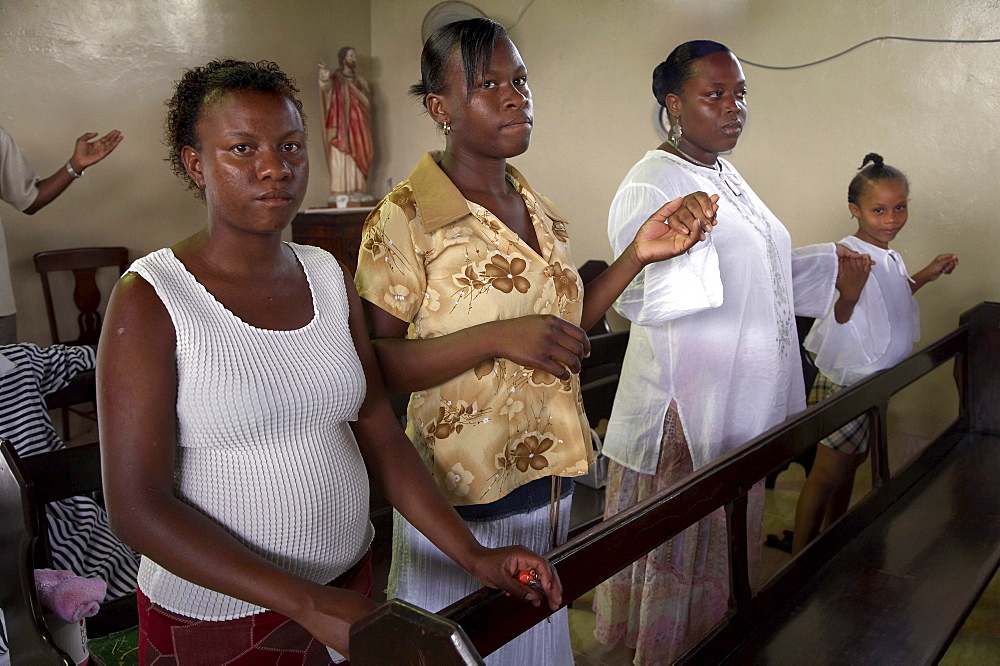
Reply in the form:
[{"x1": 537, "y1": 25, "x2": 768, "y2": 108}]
[
  {"x1": 137, "y1": 549, "x2": 372, "y2": 665},
  {"x1": 593, "y1": 403, "x2": 764, "y2": 665}
]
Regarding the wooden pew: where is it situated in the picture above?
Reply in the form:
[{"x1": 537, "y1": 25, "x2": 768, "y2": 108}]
[{"x1": 349, "y1": 301, "x2": 999, "y2": 664}]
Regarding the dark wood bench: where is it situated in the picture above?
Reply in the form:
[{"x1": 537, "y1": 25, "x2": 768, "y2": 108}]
[
  {"x1": 348, "y1": 301, "x2": 1000, "y2": 665},
  {"x1": 0, "y1": 440, "x2": 137, "y2": 665}
]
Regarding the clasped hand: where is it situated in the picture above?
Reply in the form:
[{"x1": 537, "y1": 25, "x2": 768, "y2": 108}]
[
  {"x1": 495, "y1": 315, "x2": 590, "y2": 381},
  {"x1": 834, "y1": 244, "x2": 875, "y2": 304},
  {"x1": 631, "y1": 192, "x2": 720, "y2": 266}
]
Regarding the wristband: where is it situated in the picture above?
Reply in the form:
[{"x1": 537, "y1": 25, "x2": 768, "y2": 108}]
[{"x1": 65, "y1": 161, "x2": 83, "y2": 179}]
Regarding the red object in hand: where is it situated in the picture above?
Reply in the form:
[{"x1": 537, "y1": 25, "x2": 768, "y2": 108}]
[
  {"x1": 506, "y1": 569, "x2": 542, "y2": 597},
  {"x1": 516, "y1": 569, "x2": 538, "y2": 585}
]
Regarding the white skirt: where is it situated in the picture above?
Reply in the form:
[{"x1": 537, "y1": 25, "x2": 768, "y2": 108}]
[{"x1": 387, "y1": 499, "x2": 574, "y2": 665}]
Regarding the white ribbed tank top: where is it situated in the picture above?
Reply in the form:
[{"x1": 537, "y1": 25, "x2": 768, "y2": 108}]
[{"x1": 129, "y1": 243, "x2": 372, "y2": 621}]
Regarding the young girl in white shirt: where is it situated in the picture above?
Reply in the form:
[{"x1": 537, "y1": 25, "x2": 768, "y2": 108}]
[{"x1": 791, "y1": 153, "x2": 958, "y2": 554}]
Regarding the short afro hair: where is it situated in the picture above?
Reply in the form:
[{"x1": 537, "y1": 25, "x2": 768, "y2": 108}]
[{"x1": 164, "y1": 59, "x2": 305, "y2": 198}]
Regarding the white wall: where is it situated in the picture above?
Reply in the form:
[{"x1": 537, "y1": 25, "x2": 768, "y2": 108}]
[
  {"x1": 1, "y1": 0, "x2": 370, "y2": 345},
  {"x1": 371, "y1": 0, "x2": 999, "y2": 442}
]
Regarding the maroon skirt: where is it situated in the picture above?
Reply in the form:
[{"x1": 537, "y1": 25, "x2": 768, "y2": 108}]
[{"x1": 136, "y1": 549, "x2": 372, "y2": 665}]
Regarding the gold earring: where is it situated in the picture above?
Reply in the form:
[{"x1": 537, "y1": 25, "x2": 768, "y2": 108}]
[{"x1": 441, "y1": 121, "x2": 452, "y2": 135}]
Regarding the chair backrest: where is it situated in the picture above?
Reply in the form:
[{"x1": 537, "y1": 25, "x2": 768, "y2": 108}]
[
  {"x1": 0, "y1": 438, "x2": 90, "y2": 664},
  {"x1": 33, "y1": 247, "x2": 129, "y2": 345}
]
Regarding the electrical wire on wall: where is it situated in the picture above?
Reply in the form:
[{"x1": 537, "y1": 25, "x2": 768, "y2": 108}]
[{"x1": 740, "y1": 35, "x2": 1000, "y2": 70}]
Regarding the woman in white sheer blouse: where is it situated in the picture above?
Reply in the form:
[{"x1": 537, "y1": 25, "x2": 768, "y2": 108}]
[{"x1": 592, "y1": 40, "x2": 865, "y2": 664}]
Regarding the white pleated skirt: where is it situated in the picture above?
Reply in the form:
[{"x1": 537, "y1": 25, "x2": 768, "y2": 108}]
[{"x1": 387, "y1": 499, "x2": 574, "y2": 665}]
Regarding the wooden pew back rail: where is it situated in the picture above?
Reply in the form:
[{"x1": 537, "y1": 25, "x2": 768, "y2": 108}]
[{"x1": 350, "y1": 301, "x2": 1000, "y2": 664}]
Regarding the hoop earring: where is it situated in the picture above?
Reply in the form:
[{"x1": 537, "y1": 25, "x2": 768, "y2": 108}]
[{"x1": 441, "y1": 121, "x2": 452, "y2": 135}]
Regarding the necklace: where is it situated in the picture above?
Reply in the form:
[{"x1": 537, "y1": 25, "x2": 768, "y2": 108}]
[
  {"x1": 672, "y1": 143, "x2": 720, "y2": 170},
  {"x1": 671, "y1": 145, "x2": 744, "y2": 197}
]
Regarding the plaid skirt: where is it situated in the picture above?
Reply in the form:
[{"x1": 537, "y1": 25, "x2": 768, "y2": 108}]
[
  {"x1": 136, "y1": 549, "x2": 372, "y2": 665},
  {"x1": 809, "y1": 372, "x2": 872, "y2": 455}
]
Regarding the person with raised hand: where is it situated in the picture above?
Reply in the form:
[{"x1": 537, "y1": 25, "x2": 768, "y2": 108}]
[{"x1": 355, "y1": 19, "x2": 716, "y2": 665}]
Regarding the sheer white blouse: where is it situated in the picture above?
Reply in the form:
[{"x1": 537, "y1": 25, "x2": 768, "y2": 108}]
[
  {"x1": 603, "y1": 150, "x2": 837, "y2": 473},
  {"x1": 804, "y1": 235, "x2": 920, "y2": 387}
]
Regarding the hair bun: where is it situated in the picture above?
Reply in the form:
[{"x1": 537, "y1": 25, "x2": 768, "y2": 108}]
[{"x1": 860, "y1": 152, "x2": 884, "y2": 169}]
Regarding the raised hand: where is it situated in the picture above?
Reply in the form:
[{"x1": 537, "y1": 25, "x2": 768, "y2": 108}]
[
  {"x1": 71, "y1": 130, "x2": 123, "y2": 171},
  {"x1": 922, "y1": 254, "x2": 958, "y2": 281},
  {"x1": 467, "y1": 545, "x2": 563, "y2": 611},
  {"x1": 494, "y1": 315, "x2": 590, "y2": 380},
  {"x1": 835, "y1": 253, "x2": 873, "y2": 304},
  {"x1": 833, "y1": 250, "x2": 873, "y2": 323},
  {"x1": 632, "y1": 192, "x2": 720, "y2": 265},
  {"x1": 911, "y1": 253, "x2": 958, "y2": 293}
]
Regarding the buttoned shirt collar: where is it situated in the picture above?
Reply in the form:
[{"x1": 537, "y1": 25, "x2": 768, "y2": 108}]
[{"x1": 408, "y1": 151, "x2": 567, "y2": 233}]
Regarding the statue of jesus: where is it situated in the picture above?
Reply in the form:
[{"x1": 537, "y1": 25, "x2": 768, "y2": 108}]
[{"x1": 318, "y1": 47, "x2": 373, "y2": 200}]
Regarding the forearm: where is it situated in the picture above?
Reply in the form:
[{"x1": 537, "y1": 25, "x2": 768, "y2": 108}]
[
  {"x1": 580, "y1": 245, "x2": 644, "y2": 331},
  {"x1": 909, "y1": 270, "x2": 931, "y2": 293},
  {"x1": 371, "y1": 323, "x2": 500, "y2": 393},
  {"x1": 833, "y1": 294, "x2": 859, "y2": 324},
  {"x1": 368, "y1": 434, "x2": 484, "y2": 572},
  {"x1": 108, "y1": 490, "x2": 356, "y2": 621},
  {"x1": 24, "y1": 161, "x2": 78, "y2": 214}
]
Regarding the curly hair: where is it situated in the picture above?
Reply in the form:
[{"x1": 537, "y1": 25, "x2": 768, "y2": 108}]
[{"x1": 164, "y1": 59, "x2": 305, "y2": 198}]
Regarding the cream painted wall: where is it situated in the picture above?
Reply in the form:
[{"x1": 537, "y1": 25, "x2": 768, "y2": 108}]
[
  {"x1": 371, "y1": 0, "x2": 999, "y2": 443},
  {"x1": 1, "y1": 0, "x2": 370, "y2": 345},
  {"x1": 2, "y1": 1, "x2": 994, "y2": 443}
]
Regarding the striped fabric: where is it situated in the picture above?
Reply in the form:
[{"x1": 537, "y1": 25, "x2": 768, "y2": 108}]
[
  {"x1": 388, "y1": 499, "x2": 574, "y2": 665},
  {"x1": 0, "y1": 343, "x2": 140, "y2": 657},
  {"x1": 128, "y1": 244, "x2": 373, "y2": 622}
]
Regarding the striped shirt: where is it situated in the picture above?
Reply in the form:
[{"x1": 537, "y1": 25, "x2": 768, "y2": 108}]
[{"x1": 0, "y1": 344, "x2": 140, "y2": 597}]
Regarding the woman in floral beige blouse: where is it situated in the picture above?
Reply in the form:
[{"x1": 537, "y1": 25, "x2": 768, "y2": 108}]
[{"x1": 354, "y1": 18, "x2": 715, "y2": 665}]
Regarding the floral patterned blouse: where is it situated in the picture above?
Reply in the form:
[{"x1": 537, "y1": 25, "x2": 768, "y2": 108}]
[{"x1": 356, "y1": 152, "x2": 592, "y2": 506}]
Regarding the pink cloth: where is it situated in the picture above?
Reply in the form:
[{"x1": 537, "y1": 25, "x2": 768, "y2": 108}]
[{"x1": 34, "y1": 568, "x2": 105, "y2": 622}]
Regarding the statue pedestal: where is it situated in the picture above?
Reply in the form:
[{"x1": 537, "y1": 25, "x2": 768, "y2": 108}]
[{"x1": 328, "y1": 192, "x2": 376, "y2": 208}]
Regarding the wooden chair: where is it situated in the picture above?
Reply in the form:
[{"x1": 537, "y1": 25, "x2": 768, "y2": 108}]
[
  {"x1": 33, "y1": 247, "x2": 127, "y2": 438},
  {"x1": 0, "y1": 439, "x2": 137, "y2": 664},
  {"x1": 33, "y1": 246, "x2": 128, "y2": 346}
]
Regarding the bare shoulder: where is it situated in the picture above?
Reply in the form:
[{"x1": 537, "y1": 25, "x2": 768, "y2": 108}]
[{"x1": 103, "y1": 271, "x2": 175, "y2": 352}]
